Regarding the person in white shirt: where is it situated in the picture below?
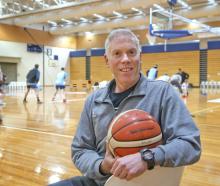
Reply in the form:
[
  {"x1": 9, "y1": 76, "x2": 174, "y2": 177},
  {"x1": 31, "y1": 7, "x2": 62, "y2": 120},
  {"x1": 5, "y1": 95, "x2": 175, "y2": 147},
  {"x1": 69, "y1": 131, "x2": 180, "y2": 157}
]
[
  {"x1": 170, "y1": 74, "x2": 182, "y2": 95},
  {"x1": 181, "y1": 79, "x2": 189, "y2": 98},
  {"x1": 52, "y1": 67, "x2": 68, "y2": 103},
  {"x1": 147, "y1": 65, "x2": 158, "y2": 80},
  {"x1": 156, "y1": 73, "x2": 170, "y2": 82}
]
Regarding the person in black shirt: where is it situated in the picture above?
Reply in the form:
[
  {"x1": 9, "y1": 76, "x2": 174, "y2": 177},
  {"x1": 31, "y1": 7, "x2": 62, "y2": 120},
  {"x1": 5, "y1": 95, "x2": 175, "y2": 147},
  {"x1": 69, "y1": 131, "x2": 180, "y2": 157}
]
[
  {"x1": 23, "y1": 64, "x2": 42, "y2": 104},
  {"x1": 177, "y1": 68, "x2": 189, "y2": 84}
]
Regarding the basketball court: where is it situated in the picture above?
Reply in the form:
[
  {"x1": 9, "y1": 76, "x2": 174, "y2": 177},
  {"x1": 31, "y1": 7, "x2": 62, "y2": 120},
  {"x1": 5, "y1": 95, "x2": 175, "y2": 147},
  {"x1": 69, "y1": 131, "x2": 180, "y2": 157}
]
[
  {"x1": 0, "y1": 87, "x2": 220, "y2": 185},
  {"x1": 0, "y1": 0, "x2": 220, "y2": 186}
]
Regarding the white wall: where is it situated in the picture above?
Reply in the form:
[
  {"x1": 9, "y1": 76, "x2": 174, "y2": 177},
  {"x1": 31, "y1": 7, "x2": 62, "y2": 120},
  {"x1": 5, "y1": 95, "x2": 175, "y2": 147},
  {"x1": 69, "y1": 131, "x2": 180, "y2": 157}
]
[{"x1": 0, "y1": 40, "x2": 72, "y2": 86}]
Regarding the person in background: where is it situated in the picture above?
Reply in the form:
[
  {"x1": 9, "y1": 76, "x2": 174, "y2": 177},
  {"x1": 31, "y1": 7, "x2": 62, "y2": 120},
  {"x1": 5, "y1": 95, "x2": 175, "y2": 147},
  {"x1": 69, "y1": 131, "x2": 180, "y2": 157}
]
[
  {"x1": 0, "y1": 66, "x2": 6, "y2": 124},
  {"x1": 147, "y1": 64, "x2": 158, "y2": 80},
  {"x1": 156, "y1": 73, "x2": 170, "y2": 82},
  {"x1": 170, "y1": 73, "x2": 183, "y2": 95},
  {"x1": 23, "y1": 64, "x2": 42, "y2": 104},
  {"x1": 52, "y1": 67, "x2": 68, "y2": 103},
  {"x1": 0, "y1": 66, "x2": 5, "y2": 105},
  {"x1": 49, "y1": 29, "x2": 201, "y2": 186},
  {"x1": 177, "y1": 68, "x2": 189, "y2": 84},
  {"x1": 181, "y1": 79, "x2": 189, "y2": 98}
]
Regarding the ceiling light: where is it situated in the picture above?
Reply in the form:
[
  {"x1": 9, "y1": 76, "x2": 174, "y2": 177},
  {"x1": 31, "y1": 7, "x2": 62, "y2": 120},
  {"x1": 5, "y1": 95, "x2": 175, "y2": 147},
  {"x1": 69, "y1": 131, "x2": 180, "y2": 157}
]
[
  {"x1": 131, "y1": 7, "x2": 144, "y2": 15},
  {"x1": 178, "y1": 0, "x2": 191, "y2": 9},
  {"x1": 61, "y1": 18, "x2": 72, "y2": 24},
  {"x1": 93, "y1": 14, "x2": 105, "y2": 20},
  {"x1": 113, "y1": 11, "x2": 123, "y2": 17},
  {"x1": 153, "y1": 4, "x2": 165, "y2": 11},
  {"x1": 85, "y1": 31, "x2": 94, "y2": 36},
  {"x1": 14, "y1": 2, "x2": 19, "y2": 6},
  {"x1": 22, "y1": 5, "x2": 32, "y2": 10},
  {"x1": 80, "y1": 17, "x2": 89, "y2": 22},
  {"x1": 48, "y1": 21, "x2": 57, "y2": 26}
]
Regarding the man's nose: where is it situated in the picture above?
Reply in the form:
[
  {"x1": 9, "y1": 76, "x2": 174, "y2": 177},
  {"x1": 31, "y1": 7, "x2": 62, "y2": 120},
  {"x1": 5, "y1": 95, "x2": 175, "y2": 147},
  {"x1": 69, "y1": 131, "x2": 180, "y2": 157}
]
[{"x1": 121, "y1": 53, "x2": 129, "y2": 62}]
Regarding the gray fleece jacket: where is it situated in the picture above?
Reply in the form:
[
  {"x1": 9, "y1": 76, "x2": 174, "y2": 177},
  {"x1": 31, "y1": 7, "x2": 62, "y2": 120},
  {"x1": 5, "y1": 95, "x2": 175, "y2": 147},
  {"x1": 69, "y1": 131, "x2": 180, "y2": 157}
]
[{"x1": 72, "y1": 74, "x2": 201, "y2": 186}]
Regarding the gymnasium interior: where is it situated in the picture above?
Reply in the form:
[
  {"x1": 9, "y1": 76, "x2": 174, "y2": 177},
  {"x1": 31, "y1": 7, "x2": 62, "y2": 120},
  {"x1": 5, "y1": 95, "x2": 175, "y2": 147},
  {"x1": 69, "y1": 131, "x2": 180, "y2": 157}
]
[{"x1": 0, "y1": 0, "x2": 220, "y2": 185}]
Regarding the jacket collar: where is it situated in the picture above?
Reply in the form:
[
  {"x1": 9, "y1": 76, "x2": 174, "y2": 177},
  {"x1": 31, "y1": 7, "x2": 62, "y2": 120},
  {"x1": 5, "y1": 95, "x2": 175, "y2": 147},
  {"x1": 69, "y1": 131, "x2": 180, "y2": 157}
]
[{"x1": 95, "y1": 73, "x2": 147, "y2": 103}]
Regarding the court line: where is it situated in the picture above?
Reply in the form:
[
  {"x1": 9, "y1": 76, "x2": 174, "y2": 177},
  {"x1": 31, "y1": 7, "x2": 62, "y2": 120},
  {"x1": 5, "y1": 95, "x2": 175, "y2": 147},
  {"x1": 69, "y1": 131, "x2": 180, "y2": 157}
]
[
  {"x1": 191, "y1": 105, "x2": 220, "y2": 114},
  {"x1": 208, "y1": 98, "x2": 220, "y2": 103},
  {"x1": 51, "y1": 98, "x2": 86, "y2": 103},
  {"x1": 0, "y1": 125, "x2": 73, "y2": 138}
]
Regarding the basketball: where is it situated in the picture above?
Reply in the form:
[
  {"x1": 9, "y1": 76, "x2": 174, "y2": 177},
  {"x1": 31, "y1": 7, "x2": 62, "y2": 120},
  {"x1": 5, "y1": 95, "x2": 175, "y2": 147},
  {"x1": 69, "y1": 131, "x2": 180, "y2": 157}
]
[{"x1": 107, "y1": 109, "x2": 162, "y2": 157}]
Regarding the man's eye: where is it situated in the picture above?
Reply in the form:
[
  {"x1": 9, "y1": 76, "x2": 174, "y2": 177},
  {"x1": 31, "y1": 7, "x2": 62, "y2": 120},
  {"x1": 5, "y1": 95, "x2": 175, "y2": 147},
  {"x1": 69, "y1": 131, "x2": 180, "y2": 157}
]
[
  {"x1": 129, "y1": 50, "x2": 136, "y2": 55},
  {"x1": 114, "y1": 51, "x2": 121, "y2": 56},
  {"x1": 115, "y1": 52, "x2": 120, "y2": 55}
]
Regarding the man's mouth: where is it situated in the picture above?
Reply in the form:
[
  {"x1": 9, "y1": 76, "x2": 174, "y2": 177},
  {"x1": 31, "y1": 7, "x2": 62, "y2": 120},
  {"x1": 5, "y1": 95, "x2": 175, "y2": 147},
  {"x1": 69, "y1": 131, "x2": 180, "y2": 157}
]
[{"x1": 120, "y1": 67, "x2": 133, "y2": 72}]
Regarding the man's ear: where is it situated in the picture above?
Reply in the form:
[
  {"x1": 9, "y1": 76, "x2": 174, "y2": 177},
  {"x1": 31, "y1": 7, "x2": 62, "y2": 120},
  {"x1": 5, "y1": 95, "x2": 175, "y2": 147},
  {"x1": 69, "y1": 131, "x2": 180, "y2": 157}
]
[{"x1": 104, "y1": 54, "x2": 110, "y2": 68}]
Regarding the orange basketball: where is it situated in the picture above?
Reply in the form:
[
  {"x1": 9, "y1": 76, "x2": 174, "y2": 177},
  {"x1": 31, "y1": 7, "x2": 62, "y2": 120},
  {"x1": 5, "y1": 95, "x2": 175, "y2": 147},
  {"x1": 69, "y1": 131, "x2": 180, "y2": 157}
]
[{"x1": 107, "y1": 109, "x2": 162, "y2": 157}]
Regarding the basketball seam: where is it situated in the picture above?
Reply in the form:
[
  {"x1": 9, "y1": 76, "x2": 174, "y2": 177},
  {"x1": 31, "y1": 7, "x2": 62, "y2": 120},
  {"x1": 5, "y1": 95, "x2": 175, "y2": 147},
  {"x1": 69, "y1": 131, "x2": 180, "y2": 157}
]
[
  {"x1": 112, "y1": 118, "x2": 159, "y2": 138},
  {"x1": 114, "y1": 140, "x2": 162, "y2": 150},
  {"x1": 110, "y1": 133, "x2": 162, "y2": 148}
]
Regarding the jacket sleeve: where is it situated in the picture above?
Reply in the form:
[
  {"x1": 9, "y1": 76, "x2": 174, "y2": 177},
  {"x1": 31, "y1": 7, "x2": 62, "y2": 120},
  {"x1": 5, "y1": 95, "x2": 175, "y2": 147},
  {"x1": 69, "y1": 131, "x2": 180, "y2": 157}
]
[
  {"x1": 151, "y1": 85, "x2": 201, "y2": 167},
  {"x1": 71, "y1": 94, "x2": 109, "y2": 180}
]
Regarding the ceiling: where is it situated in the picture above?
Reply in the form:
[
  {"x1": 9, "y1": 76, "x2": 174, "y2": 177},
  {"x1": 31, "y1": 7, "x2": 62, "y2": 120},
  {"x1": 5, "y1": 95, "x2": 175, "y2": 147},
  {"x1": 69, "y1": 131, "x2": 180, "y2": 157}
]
[{"x1": 0, "y1": 0, "x2": 220, "y2": 37}]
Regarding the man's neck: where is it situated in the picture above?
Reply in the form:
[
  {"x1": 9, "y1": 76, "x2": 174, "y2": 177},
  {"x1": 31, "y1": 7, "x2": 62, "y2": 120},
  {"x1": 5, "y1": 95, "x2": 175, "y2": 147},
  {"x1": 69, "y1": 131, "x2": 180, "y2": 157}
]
[{"x1": 114, "y1": 76, "x2": 140, "y2": 93}]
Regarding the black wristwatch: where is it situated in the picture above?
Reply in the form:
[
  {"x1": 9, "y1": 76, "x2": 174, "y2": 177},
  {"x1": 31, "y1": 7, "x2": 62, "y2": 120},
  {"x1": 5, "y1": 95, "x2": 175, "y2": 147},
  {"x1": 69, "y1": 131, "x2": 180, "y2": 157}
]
[{"x1": 140, "y1": 148, "x2": 155, "y2": 170}]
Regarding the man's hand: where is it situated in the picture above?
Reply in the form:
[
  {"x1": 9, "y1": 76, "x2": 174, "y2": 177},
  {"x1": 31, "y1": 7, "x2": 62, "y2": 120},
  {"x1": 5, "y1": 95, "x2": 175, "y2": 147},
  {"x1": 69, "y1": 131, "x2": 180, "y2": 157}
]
[
  {"x1": 100, "y1": 143, "x2": 115, "y2": 175},
  {"x1": 110, "y1": 152, "x2": 148, "y2": 181}
]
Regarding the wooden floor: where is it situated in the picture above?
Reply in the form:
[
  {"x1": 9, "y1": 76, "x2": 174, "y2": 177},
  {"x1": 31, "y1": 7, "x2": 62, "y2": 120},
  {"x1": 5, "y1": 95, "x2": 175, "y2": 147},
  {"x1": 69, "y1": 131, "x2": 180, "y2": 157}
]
[{"x1": 0, "y1": 87, "x2": 220, "y2": 186}]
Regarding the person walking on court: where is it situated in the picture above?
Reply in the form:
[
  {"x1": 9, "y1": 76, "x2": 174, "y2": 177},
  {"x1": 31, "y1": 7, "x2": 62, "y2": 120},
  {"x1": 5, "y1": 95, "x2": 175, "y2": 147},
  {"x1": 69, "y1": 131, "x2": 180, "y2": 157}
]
[
  {"x1": 147, "y1": 64, "x2": 158, "y2": 80},
  {"x1": 23, "y1": 64, "x2": 42, "y2": 104},
  {"x1": 49, "y1": 29, "x2": 201, "y2": 186},
  {"x1": 52, "y1": 67, "x2": 68, "y2": 103}
]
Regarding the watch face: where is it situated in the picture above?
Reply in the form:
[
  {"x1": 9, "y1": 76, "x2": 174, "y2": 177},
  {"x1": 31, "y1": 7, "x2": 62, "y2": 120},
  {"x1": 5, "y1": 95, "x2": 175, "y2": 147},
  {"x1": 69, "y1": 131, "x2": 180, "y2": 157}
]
[
  {"x1": 140, "y1": 149, "x2": 155, "y2": 170},
  {"x1": 144, "y1": 152, "x2": 154, "y2": 159}
]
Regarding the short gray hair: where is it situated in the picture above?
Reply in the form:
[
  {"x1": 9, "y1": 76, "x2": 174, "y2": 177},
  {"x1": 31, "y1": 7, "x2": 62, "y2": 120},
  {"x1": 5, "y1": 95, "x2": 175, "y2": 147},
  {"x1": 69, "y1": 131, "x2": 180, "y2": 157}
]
[{"x1": 105, "y1": 28, "x2": 141, "y2": 55}]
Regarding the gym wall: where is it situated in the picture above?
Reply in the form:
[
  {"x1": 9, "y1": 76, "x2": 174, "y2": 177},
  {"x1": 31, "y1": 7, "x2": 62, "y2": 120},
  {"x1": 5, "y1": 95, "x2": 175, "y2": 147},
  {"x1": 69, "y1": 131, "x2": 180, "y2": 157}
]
[{"x1": 70, "y1": 42, "x2": 201, "y2": 86}]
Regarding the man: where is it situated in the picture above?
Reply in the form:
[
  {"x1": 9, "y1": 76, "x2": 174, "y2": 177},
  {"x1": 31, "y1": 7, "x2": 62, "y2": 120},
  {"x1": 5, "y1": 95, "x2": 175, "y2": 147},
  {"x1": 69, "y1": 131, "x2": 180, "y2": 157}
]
[
  {"x1": 177, "y1": 68, "x2": 189, "y2": 84},
  {"x1": 147, "y1": 64, "x2": 158, "y2": 80},
  {"x1": 52, "y1": 67, "x2": 68, "y2": 102},
  {"x1": 170, "y1": 73, "x2": 183, "y2": 95},
  {"x1": 23, "y1": 64, "x2": 42, "y2": 104},
  {"x1": 50, "y1": 29, "x2": 201, "y2": 186}
]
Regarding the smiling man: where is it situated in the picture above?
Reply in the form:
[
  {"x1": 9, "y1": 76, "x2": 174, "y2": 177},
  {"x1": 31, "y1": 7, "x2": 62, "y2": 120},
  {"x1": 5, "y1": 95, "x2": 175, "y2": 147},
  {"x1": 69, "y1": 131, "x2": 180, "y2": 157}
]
[{"x1": 49, "y1": 29, "x2": 201, "y2": 186}]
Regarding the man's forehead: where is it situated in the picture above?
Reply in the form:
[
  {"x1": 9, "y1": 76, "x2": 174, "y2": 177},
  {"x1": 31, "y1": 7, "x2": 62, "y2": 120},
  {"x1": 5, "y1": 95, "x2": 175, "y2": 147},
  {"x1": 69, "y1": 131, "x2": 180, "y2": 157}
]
[
  {"x1": 111, "y1": 35, "x2": 133, "y2": 43},
  {"x1": 109, "y1": 36, "x2": 137, "y2": 49}
]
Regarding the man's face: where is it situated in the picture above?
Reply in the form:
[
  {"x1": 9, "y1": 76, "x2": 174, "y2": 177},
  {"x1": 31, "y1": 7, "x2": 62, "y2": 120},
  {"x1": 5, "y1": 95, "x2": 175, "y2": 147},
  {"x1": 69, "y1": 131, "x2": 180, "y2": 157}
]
[{"x1": 105, "y1": 35, "x2": 141, "y2": 90}]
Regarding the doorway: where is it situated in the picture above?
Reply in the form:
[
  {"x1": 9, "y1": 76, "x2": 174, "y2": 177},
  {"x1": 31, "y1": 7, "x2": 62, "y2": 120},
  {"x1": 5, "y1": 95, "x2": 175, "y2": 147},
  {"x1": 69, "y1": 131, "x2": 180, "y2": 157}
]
[{"x1": 0, "y1": 62, "x2": 17, "y2": 84}]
